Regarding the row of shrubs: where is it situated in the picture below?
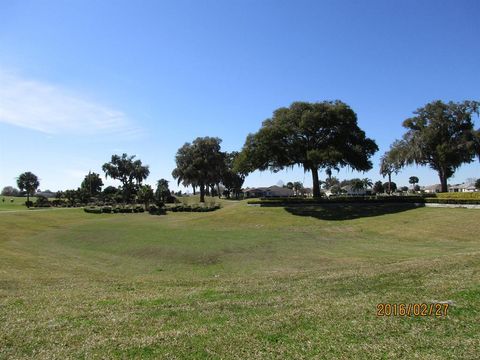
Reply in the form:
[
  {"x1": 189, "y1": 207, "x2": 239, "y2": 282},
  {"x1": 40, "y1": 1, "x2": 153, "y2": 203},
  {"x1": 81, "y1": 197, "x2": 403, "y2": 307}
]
[
  {"x1": 425, "y1": 198, "x2": 480, "y2": 205},
  {"x1": 248, "y1": 196, "x2": 426, "y2": 205},
  {"x1": 167, "y1": 204, "x2": 221, "y2": 212},
  {"x1": 435, "y1": 192, "x2": 480, "y2": 200},
  {"x1": 84, "y1": 203, "x2": 222, "y2": 215},
  {"x1": 248, "y1": 195, "x2": 480, "y2": 205},
  {"x1": 84, "y1": 205, "x2": 146, "y2": 214},
  {"x1": 27, "y1": 198, "x2": 89, "y2": 208},
  {"x1": 148, "y1": 204, "x2": 167, "y2": 215}
]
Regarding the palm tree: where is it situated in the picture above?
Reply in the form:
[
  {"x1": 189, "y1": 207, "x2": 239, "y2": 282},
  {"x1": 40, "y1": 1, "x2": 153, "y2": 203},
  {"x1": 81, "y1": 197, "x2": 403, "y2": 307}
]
[
  {"x1": 351, "y1": 179, "x2": 364, "y2": 191},
  {"x1": 293, "y1": 181, "x2": 303, "y2": 196},
  {"x1": 379, "y1": 143, "x2": 403, "y2": 194},
  {"x1": 155, "y1": 179, "x2": 170, "y2": 203},
  {"x1": 362, "y1": 178, "x2": 373, "y2": 189},
  {"x1": 17, "y1": 172, "x2": 40, "y2": 206},
  {"x1": 409, "y1": 176, "x2": 419, "y2": 191},
  {"x1": 137, "y1": 185, "x2": 154, "y2": 209},
  {"x1": 134, "y1": 160, "x2": 150, "y2": 188}
]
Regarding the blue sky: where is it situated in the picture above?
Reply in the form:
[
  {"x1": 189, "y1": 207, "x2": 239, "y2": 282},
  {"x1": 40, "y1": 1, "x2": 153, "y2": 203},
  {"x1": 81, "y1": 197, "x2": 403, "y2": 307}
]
[{"x1": 1, "y1": 0, "x2": 479, "y2": 192}]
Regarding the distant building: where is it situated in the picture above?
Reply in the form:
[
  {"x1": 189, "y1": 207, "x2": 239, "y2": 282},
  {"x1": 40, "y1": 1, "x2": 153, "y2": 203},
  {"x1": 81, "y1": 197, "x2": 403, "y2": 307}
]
[
  {"x1": 300, "y1": 187, "x2": 313, "y2": 197},
  {"x1": 448, "y1": 182, "x2": 477, "y2": 193},
  {"x1": 35, "y1": 190, "x2": 56, "y2": 198},
  {"x1": 244, "y1": 186, "x2": 294, "y2": 198},
  {"x1": 422, "y1": 182, "x2": 478, "y2": 193},
  {"x1": 422, "y1": 184, "x2": 442, "y2": 193}
]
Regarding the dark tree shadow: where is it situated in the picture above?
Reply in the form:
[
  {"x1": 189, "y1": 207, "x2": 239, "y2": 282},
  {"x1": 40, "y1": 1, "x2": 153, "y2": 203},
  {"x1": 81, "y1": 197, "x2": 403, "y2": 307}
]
[{"x1": 284, "y1": 203, "x2": 423, "y2": 221}]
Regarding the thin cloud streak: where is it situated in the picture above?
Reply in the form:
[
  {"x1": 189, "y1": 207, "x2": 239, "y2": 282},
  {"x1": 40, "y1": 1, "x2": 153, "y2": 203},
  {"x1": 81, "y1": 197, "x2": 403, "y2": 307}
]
[{"x1": 0, "y1": 70, "x2": 141, "y2": 136}]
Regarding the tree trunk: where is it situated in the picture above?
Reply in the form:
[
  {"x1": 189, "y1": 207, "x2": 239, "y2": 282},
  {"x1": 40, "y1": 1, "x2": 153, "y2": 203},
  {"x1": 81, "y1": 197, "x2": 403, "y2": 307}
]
[
  {"x1": 217, "y1": 183, "x2": 221, "y2": 198},
  {"x1": 199, "y1": 184, "x2": 205, "y2": 203},
  {"x1": 27, "y1": 193, "x2": 30, "y2": 207},
  {"x1": 388, "y1": 173, "x2": 392, "y2": 194},
  {"x1": 311, "y1": 167, "x2": 321, "y2": 198},
  {"x1": 439, "y1": 171, "x2": 448, "y2": 193},
  {"x1": 192, "y1": 185, "x2": 196, "y2": 195}
]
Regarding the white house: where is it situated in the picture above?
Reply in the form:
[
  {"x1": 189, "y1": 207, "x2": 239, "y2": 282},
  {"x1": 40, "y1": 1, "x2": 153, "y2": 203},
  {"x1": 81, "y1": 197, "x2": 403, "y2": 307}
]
[
  {"x1": 244, "y1": 186, "x2": 294, "y2": 198},
  {"x1": 448, "y1": 182, "x2": 477, "y2": 192},
  {"x1": 422, "y1": 184, "x2": 442, "y2": 193}
]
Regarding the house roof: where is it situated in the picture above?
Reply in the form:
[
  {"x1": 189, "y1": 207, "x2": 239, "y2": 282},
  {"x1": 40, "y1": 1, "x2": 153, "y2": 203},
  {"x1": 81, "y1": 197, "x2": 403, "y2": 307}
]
[
  {"x1": 423, "y1": 184, "x2": 441, "y2": 191},
  {"x1": 449, "y1": 182, "x2": 476, "y2": 190},
  {"x1": 245, "y1": 187, "x2": 268, "y2": 192},
  {"x1": 244, "y1": 186, "x2": 294, "y2": 195}
]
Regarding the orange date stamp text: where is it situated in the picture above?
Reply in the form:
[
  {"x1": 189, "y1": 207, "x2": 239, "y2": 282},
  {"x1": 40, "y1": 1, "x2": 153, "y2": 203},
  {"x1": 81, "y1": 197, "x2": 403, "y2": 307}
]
[{"x1": 376, "y1": 303, "x2": 449, "y2": 317}]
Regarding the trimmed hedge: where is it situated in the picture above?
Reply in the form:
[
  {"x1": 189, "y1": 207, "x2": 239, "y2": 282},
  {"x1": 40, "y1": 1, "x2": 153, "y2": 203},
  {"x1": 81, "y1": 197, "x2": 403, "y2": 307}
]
[
  {"x1": 84, "y1": 205, "x2": 148, "y2": 214},
  {"x1": 435, "y1": 192, "x2": 480, "y2": 200},
  {"x1": 425, "y1": 198, "x2": 480, "y2": 205},
  {"x1": 148, "y1": 204, "x2": 166, "y2": 215},
  {"x1": 247, "y1": 196, "x2": 426, "y2": 205},
  {"x1": 84, "y1": 206, "x2": 102, "y2": 214},
  {"x1": 248, "y1": 195, "x2": 480, "y2": 206},
  {"x1": 167, "y1": 204, "x2": 221, "y2": 212}
]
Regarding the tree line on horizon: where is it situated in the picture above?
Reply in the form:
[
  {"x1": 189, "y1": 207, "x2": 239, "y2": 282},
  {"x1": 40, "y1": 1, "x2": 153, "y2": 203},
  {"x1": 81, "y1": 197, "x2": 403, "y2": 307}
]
[{"x1": 7, "y1": 99, "x2": 480, "y2": 205}]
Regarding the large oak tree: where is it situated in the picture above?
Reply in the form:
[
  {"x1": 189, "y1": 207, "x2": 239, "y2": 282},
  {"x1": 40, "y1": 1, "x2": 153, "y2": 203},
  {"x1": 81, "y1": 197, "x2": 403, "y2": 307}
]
[
  {"x1": 102, "y1": 153, "x2": 149, "y2": 203},
  {"x1": 236, "y1": 101, "x2": 378, "y2": 197},
  {"x1": 80, "y1": 171, "x2": 104, "y2": 198},
  {"x1": 222, "y1": 151, "x2": 246, "y2": 199},
  {"x1": 379, "y1": 140, "x2": 404, "y2": 194},
  {"x1": 390, "y1": 100, "x2": 480, "y2": 192},
  {"x1": 172, "y1": 137, "x2": 225, "y2": 203}
]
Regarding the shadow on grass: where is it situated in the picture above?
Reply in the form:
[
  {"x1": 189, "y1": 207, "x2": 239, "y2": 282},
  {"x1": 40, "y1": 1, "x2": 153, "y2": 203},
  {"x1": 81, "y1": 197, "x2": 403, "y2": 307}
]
[{"x1": 284, "y1": 203, "x2": 423, "y2": 221}]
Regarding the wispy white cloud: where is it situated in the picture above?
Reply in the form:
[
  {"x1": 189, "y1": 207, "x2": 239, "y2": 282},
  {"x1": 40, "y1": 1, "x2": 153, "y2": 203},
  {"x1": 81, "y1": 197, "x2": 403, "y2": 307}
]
[{"x1": 0, "y1": 70, "x2": 140, "y2": 136}]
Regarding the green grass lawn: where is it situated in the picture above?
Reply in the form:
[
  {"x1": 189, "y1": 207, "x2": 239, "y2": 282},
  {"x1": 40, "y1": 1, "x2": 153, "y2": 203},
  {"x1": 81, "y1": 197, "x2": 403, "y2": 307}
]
[
  {"x1": 1, "y1": 200, "x2": 479, "y2": 359},
  {"x1": 0, "y1": 196, "x2": 35, "y2": 211}
]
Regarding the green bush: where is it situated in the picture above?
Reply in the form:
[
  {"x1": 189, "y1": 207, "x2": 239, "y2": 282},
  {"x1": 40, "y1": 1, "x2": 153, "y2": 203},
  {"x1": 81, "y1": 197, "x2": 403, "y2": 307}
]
[
  {"x1": 34, "y1": 195, "x2": 51, "y2": 208},
  {"x1": 167, "y1": 204, "x2": 220, "y2": 212},
  {"x1": 165, "y1": 195, "x2": 178, "y2": 204},
  {"x1": 102, "y1": 206, "x2": 113, "y2": 213},
  {"x1": 84, "y1": 206, "x2": 102, "y2": 214},
  {"x1": 148, "y1": 204, "x2": 166, "y2": 215},
  {"x1": 51, "y1": 199, "x2": 66, "y2": 207}
]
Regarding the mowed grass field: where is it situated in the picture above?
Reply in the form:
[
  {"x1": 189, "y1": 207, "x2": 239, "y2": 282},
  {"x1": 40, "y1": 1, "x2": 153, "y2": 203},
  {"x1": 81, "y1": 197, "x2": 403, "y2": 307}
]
[
  {"x1": 1, "y1": 200, "x2": 479, "y2": 359},
  {"x1": 0, "y1": 196, "x2": 36, "y2": 211}
]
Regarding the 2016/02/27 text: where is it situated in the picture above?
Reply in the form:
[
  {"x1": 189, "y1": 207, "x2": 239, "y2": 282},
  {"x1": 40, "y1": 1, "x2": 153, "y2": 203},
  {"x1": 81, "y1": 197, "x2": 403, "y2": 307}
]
[{"x1": 376, "y1": 303, "x2": 449, "y2": 317}]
